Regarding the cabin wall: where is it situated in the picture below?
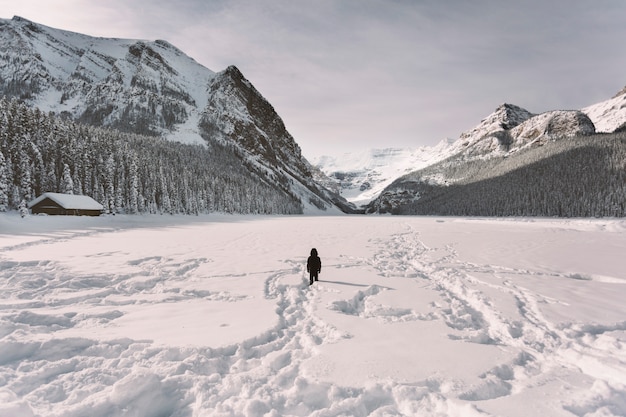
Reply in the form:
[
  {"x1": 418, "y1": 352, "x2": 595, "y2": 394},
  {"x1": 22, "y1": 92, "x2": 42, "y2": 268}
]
[
  {"x1": 31, "y1": 207, "x2": 102, "y2": 216},
  {"x1": 30, "y1": 198, "x2": 102, "y2": 216}
]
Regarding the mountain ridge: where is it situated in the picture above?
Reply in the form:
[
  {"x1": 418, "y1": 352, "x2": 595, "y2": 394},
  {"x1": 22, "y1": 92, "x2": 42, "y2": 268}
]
[
  {"x1": 0, "y1": 16, "x2": 353, "y2": 214},
  {"x1": 1, "y1": 16, "x2": 214, "y2": 141},
  {"x1": 361, "y1": 87, "x2": 626, "y2": 216},
  {"x1": 316, "y1": 86, "x2": 626, "y2": 213}
]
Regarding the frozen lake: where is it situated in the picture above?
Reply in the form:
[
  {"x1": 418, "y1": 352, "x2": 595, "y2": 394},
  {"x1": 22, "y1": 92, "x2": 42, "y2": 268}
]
[{"x1": 1, "y1": 214, "x2": 625, "y2": 416}]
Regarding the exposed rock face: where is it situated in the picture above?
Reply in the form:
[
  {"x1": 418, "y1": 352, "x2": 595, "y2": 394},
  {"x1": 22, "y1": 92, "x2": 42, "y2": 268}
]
[
  {"x1": 509, "y1": 110, "x2": 595, "y2": 147},
  {"x1": 450, "y1": 104, "x2": 535, "y2": 157},
  {"x1": 201, "y1": 65, "x2": 303, "y2": 167},
  {"x1": 449, "y1": 105, "x2": 595, "y2": 158},
  {"x1": 459, "y1": 103, "x2": 535, "y2": 140},
  {"x1": 199, "y1": 65, "x2": 356, "y2": 212}
]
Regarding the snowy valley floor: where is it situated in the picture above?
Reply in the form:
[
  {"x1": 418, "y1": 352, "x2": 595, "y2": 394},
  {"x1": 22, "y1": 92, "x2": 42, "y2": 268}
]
[{"x1": 0, "y1": 214, "x2": 625, "y2": 417}]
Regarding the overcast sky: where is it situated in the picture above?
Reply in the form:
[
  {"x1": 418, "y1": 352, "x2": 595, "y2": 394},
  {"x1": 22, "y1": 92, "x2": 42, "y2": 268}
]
[{"x1": 2, "y1": 0, "x2": 626, "y2": 157}]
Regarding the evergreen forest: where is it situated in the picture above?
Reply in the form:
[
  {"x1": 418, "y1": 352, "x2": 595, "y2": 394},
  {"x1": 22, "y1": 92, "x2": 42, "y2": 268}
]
[
  {"x1": 381, "y1": 134, "x2": 626, "y2": 217},
  {"x1": 0, "y1": 98, "x2": 303, "y2": 214}
]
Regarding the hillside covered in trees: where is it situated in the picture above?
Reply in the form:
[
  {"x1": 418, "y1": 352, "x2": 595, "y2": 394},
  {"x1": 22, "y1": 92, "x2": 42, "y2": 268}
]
[
  {"x1": 0, "y1": 98, "x2": 302, "y2": 214},
  {"x1": 367, "y1": 133, "x2": 626, "y2": 217}
]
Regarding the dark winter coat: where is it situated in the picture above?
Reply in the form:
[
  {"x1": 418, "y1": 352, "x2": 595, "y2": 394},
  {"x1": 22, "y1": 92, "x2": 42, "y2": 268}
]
[{"x1": 307, "y1": 248, "x2": 321, "y2": 274}]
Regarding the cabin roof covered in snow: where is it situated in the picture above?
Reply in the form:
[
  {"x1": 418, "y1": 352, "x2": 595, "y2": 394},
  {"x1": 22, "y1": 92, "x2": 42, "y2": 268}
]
[{"x1": 28, "y1": 193, "x2": 104, "y2": 210}]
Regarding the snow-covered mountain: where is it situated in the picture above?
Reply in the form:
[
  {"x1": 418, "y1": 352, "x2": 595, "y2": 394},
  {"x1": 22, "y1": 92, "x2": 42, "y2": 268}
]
[
  {"x1": 314, "y1": 104, "x2": 597, "y2": 207},
  {"x1": 311, "y1": 140, "x2": 454, "y2": 206},
  {"x1": 0, "y1": 16, "x2": 353, "y2": 213},
  {"x1": 0, "y1": 16, "x2": 211, "y2": 142},
  {"x1": 446, "y1": 104, "x2": 596, "y2": 158},
  {"x1": 449, "y1": 103, "x2": 535, "y2": 154},
  {"x1": 318, "y1": 85, "x2": 626, "y2": 211},
  {"x1": 363, "y1": 87, "x2": 626, "y2": 215},
  {"x1": 582, "y1": 85, "x2": 626, "y2": 133}
]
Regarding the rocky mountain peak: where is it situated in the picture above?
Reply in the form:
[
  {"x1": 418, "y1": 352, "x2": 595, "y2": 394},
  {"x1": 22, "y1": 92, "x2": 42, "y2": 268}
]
[
  {"x1": 202, "y1": 65, "x2": 302, "y2": 165},
  {"x1": 458, "y1": 103, "x2": 534, "y2": 144},
  {"x1": 224, "y1": 64, "x2": 244, "y2": 79},
  {"x1": 450, "y1": 103, "x2": 534, "y2": 157},
  {"x1": 510, "y1": 110, "x2": 595, "y2": 146},
  {"x1": 451, "y1": 101, "x2": 598, "y2": 159},
  {"x1": 494, "y1": 103, "x2": 535, "y2": 129}
]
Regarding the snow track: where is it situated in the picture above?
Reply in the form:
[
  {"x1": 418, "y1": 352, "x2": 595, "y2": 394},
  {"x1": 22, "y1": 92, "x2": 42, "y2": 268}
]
[
  {"x1": 371, "y1": 228, "x2": 626, "y2": 405},
  {"x1": 0, "y1": 215, "x2": 625, "y2": 416}
]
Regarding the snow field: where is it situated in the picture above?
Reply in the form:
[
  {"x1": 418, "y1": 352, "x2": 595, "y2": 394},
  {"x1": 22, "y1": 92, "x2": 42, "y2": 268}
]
[{"x1": 0, "y1": 214, "x2": 625, "y2": 416}]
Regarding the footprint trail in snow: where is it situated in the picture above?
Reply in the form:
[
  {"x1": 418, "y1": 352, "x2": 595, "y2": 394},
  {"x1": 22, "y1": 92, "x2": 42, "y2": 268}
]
[{"x1": 0, "y1": 215, "x2": 625, "y2": 416}]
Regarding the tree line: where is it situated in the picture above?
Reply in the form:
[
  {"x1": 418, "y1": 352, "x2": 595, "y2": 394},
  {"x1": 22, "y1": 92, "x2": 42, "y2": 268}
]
[
  {"x1": 369, "y1": 133, "x2": 626, "y2": 217},
  {"x1": 0, "y1": 97, "x2": 303, "y2": 214}
]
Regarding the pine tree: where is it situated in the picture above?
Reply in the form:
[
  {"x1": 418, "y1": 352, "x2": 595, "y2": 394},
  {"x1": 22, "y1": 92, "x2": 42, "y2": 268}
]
[
  {"x1": 128, "y1": 152, "x2": 139, "y2": 214},
  {"x1": 103, "y1": 154, "x2": 115, "y2": 214},
  {"x1": 62, "y1": 163, "x2": 74, "y2": 194},
  {"x1": 18, "y1": 199, "x2": 28, "y2": 218},
  {"x1": 18, "y1": 142, "x2": 33, "y2": 202},
  {"x1": 158, "y1": 166, "x2": 172, "y2": 214},
  {"x1": 0, "y1": 151, "x2": 8, "y2": 212}
]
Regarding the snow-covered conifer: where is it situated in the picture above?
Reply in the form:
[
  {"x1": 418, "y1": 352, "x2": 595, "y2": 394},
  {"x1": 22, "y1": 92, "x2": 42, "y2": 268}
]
[
  {"x1": 62, "y1": 163, "x2": 74, "y2": 194},
  {"x1": 0, "y1": 151, "x2": 8, "y2": 212},
  {"x1": 18, "y1": 199, "x2": 28, "y2": 218}
]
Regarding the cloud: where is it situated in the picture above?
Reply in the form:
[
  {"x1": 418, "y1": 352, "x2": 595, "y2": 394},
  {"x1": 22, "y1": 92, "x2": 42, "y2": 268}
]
[{"x1": 2, "y1": 0, "x2": 626, "y2": 157}]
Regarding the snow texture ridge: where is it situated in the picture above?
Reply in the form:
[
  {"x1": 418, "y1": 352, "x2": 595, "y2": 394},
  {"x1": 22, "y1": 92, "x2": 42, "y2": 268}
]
[{"x1": 583, "y1": 85, "x2": 626, "y2": 133}]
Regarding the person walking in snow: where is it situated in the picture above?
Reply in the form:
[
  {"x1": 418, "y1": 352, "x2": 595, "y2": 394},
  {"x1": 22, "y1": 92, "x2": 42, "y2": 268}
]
[{"x1": 307, "y1": 248, "x2": 321, "y2": 285}]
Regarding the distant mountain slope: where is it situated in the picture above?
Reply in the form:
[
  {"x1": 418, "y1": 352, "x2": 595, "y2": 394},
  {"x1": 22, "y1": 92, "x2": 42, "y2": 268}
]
[
  {"x1": 312, "y1": 140, "x2": 454, "y2": 207},
  {"x1": 369, "y1": 133, "x2": 626, "y2": 217},
  {"x1": 446, "y1": 104, "x2": 595, "y2": 158},
  {"x1": 365, "y1": 89, "x2": 626, "y2": 217},
  {"x1": 317, "y1": 103, "x2": 599, "y2": 209},
  {"x1": 0, "y1": 16, "x2": 352, "y2": 213},
  {"x1": 0, "y1": 16, "x2": 211, "y2": 141},
  {"x1": 582, "y1": 85, "x2": 626, "y2": 133}
]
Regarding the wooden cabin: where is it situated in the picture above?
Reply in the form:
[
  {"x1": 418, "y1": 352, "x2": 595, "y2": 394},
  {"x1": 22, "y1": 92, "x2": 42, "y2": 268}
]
[{"x1": 28, "y1": 193, "x2": 104, "y2": 216}]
